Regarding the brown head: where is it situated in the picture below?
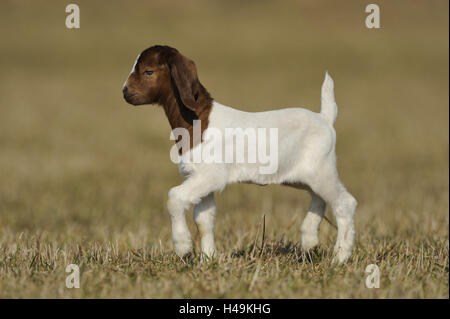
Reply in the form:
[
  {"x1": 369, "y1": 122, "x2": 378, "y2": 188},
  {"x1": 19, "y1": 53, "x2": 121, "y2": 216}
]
[
  {"x1": 122, "y1": 45, "x2": 213, "y2": 148},
  {"x1": 123, "y1": 45, "x2": 211, "y2": 108}
]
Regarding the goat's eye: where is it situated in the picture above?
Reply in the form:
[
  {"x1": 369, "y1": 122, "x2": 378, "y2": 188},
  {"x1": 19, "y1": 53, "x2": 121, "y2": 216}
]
[{"x1": 144, "y1": 70, "x2": 153, "y2": 75}]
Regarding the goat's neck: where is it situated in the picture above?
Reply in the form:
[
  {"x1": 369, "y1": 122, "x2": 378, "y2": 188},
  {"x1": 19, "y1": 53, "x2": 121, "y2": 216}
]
[{"x1": 158, "y1": 84, "x2": 213, "y2": 150}]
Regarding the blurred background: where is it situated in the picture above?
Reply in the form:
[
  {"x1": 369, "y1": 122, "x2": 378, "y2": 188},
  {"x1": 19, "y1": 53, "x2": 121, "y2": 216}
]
[{"x1": 0, "y1": 0, "x2": 448, "y2": 298}]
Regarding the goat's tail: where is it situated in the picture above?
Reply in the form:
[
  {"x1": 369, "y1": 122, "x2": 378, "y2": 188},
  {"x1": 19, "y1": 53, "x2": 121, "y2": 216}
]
[{"x1": 320, "y1": 71, "x2": 337, "y2": 125}]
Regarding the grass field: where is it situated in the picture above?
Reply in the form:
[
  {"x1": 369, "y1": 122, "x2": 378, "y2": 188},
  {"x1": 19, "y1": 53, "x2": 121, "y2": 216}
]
[{"x1": 0, "y1": 0, "x2": 448, "y2": 298}]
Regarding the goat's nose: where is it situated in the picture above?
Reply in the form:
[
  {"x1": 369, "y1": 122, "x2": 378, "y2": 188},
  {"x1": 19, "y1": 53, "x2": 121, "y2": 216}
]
[{"x1": 122, "y1": 86, "x2": 128, "y2": 97}]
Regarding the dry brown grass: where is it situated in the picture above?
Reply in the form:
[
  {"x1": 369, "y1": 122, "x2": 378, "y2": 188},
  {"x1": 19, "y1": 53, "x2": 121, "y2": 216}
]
[{"x1": 0, "y1": 0, "x2": 448, "y2": 298}]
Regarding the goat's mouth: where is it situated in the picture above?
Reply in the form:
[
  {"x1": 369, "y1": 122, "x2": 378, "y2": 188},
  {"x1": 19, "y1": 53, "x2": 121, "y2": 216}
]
[{"x1": 123, "y1": 93, "x2": 141, "y2": 106}]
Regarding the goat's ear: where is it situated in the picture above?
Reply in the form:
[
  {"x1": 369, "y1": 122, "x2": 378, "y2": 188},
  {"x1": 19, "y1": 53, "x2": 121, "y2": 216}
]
[{"x1": 168, "y1": 53, "x2": 199, "y2": 112}]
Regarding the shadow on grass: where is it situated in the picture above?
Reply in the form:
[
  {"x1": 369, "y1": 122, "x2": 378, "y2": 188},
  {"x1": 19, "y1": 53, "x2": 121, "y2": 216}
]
[{"x1": 230, "y1": 238, "x2": 326, "y2": 264}]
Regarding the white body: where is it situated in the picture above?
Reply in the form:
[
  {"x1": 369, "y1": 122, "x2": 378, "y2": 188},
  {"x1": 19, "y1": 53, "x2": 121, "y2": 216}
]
[{"x1": 167, "y1": 73, "x2": 357, "y2": 263}]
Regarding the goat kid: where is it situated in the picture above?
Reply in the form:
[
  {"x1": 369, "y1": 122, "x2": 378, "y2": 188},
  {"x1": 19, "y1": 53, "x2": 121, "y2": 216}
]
[{"x1": 122, "y1": 45, "x2": 357, "y2": 263}]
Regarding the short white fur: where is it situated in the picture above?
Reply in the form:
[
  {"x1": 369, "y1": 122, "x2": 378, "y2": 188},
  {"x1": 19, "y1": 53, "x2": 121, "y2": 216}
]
[{"x1": 167, "y1": 72, "x2": 357, "y2": 263}]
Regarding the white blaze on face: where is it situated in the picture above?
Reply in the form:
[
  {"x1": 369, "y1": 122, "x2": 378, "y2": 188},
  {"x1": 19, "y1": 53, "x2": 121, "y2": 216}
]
[{"x1": 123, "y1": 53, "x2": 141, "y2": 89}]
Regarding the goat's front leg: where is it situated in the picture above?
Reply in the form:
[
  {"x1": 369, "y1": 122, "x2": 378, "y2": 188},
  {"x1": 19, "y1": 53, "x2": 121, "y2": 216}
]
[
  {"x1": 167, "y1": 171, "x2": 225, "y2": 258},
  {"x1": 194, "y1": 193, "x2": 216, "y2": 258},
  {"x1": 167, "y1": 185, "x2": 192, "y2": 257}
]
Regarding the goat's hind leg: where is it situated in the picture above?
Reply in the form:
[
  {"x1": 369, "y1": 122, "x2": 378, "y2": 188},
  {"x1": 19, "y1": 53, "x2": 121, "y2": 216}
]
[
  {"x1": 306, "y1": 170, "x2": 357, "y2": 263},
  {"x1": 330, "y1": 186, "x2": 357, "y2": 263},
  {"x1": 283, "y1": 183, "x2": 326, "y2": 251},
  {"x1": 301, "y1": 192, "x2": 326, "y2": 251}
]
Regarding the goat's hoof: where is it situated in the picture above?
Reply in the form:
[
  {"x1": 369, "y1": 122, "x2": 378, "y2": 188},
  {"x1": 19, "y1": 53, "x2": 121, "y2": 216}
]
[
  {"x1": 174, "y1": 241, "x2": 193, "y2": 258},
  {"x1": 199, "y1": 251, "x2": 216, "y2": 263},
  {"x1": 301, "y1": 232, "x2": 319, "y2": 251},
  {"x1": 332, "y1": 247, "x2": 351, "y2": 264}
]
